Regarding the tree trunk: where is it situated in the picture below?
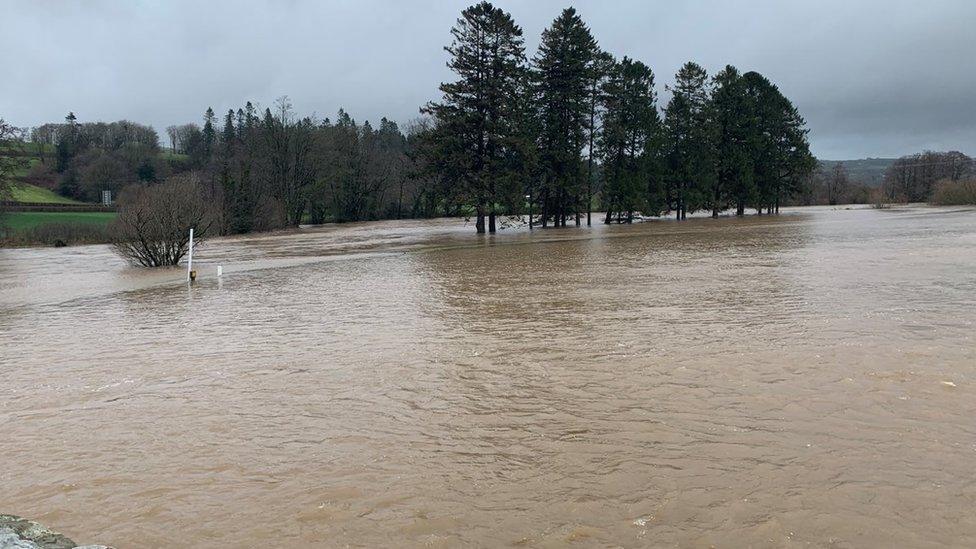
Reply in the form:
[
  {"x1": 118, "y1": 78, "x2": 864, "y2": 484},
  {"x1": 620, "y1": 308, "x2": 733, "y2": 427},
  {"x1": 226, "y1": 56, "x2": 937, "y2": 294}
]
[
  {"x1": 541, "y1": 190, "x2": 548, "y2": 228},
  {"x1": 736, "y1": 199, "x2": 745, "y2": 216},
  {"x1": 587, "y1": 85, "x2": 597, "y2": 228},
  {"x1": 604, "y1": 209, "x2": 612, "y2": 224},
  {"x1": 558, "y1": 188, "x2": 566, "y2": 227},
  {"x1": 586, "y1": 182, "x2": 592, "y2": 226},
  {"x1": 488, "y1": 210, "x2": 496, "y2": 233},
  {"x1": 476, "y1": 203, "x2": 486, "y2": 234},
  {"x1": 712, "y1": 182, "x2": 720, "y2": 219}
]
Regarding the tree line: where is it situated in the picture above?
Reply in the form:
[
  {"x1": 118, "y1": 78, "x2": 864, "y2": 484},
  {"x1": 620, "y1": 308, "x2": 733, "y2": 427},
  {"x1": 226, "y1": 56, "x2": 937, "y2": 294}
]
[
  {"x1": 119, "y1": 1, "x2": 819, "y2": 240},
  {"x1": 419, "y1": 2, "x2": 816, "y2": 233},
  {"x1": 882, "y1": 151, "x2": 973, "y2": 202},
  {"x1": 9, "y1": 1, "x2": 821, "y2": 255},
  {"x1": 26, "y1": 114, "x2": 170, "y2": 202},
  {"x1": 10, "y1": 2, "x2": 973, "y2": 251},
  {"x1": 170, "y1": 99, "x2": 432, "y2": 233}
]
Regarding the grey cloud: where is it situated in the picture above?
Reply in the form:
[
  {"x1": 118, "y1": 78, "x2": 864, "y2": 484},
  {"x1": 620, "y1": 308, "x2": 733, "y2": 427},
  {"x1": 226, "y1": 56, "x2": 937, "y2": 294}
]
[{"x1": 1, "y1": 0, "x2": 974, "y2": 159}]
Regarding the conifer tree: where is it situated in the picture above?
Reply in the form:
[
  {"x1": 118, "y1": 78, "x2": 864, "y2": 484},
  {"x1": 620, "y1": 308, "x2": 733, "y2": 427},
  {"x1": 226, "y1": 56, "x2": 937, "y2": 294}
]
[
  {"x1": 55, "y1": 112, "x2": 82, "y2": 198},
  {"x1": 741, "y1": 72, "x2": 815, "y2": 214},
  {"x1": 663, "y1": 62, "x2": 714, "y2": 220},
  {"x1": 423, "y1": 1, "x2": 526, "y2": 233},
  {"x1": 584, "y1": 50, "x2": 615, "y2": 226},
  {"x1": 711, "y1": 65, "x2": 754, "y2": 216},
  {"x1": 202, "y1": 107, "x2": 216, "y2": 160},
  {"x1": 600, "y1": 57, "x2": 661, "y2": 223},
  {"x1": 532, "y1": 7, "x2": 597, "y2": 227},
  {"x1": 219, "y1": 109, "x2": 236, "y2": 231},
  {"x1": 55, "y1": 112, "x2": 78, "y2": 174}
]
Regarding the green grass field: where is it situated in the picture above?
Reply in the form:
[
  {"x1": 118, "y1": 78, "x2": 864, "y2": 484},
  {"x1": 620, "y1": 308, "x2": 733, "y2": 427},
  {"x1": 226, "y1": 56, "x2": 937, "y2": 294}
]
[
  {"x1": 9, "y1": 183, "x2": 84, "y2": 204},
  {"x1": 2, "y1": 211, "x2": 116, "y2": 232},
  {"x1": 159, "y1": 150, "x2": 190, "y2": 162},
  {"x1": 9, "y1": 157, "x2": 39, "y2": 179}
]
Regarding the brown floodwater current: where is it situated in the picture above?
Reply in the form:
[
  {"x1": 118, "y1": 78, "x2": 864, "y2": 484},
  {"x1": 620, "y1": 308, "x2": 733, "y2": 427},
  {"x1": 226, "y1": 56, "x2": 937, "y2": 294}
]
[{"x1": 1, "y1": 205, "x2": 975, "y2": 548}]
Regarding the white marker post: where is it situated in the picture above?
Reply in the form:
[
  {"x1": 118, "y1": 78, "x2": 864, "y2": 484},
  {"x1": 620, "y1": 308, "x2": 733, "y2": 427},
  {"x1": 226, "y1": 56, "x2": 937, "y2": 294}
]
[{"x1": 186, "y1": 228, "x2": 194, "y2": 282}]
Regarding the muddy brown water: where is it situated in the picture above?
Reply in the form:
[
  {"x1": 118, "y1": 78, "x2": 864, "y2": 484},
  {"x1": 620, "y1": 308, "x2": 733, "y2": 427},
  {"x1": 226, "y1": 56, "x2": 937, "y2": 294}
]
[{"x1": 1, "y1": 205, "x2": 975, "y2": 548}]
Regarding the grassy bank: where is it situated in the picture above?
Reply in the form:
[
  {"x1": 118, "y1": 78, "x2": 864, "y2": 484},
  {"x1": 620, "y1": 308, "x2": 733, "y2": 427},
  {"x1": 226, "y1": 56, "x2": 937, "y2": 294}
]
[
  {"x1": 3, "y1": 211, "x2": 115, "y2": 231},
  {"x1": 9, "y1": 183, "x2": 84, "y2": 204},
  {"x1": 1, "y1": 211, "x2": 116, "y2": 246}
]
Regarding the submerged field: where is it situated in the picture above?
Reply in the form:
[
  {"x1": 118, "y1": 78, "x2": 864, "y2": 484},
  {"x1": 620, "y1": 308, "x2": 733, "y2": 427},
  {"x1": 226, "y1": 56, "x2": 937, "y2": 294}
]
[{"x1": 1, "y1": 205, "x2": 974, "y2": 547}]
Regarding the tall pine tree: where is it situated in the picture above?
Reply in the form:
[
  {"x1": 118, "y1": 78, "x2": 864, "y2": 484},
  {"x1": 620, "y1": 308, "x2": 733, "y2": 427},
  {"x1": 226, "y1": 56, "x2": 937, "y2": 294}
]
[
  {"x1": 664, "y1": 62, "x2": 714, "y2": 220},
  {"x1": 711, "y1": 65, "x2": 754, "y2": 216},
  {"x1": 742, "y1": 72, "x2": 815, "y2": 214},
  {"x1": 532, "y1": 7, "x2": 597, "y2": 227},
  {"x1": 584, "y1": 50, "x2": 615, "y2": 226},
  {"x1": 600, "y1": 57, "x2": 661, "y2": 223},
  {"x1": 423, "y1": 1, "x2": 526, "y2": 233},
  {"x1": 202, "y1": 107, "x2": 217, "y2": 160}
]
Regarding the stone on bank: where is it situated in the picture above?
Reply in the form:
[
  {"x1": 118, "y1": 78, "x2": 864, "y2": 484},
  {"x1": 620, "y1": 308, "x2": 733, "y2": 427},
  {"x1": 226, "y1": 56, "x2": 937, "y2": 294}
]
[{"x1": 0, "y1": 515, "x2": 112, "y2": 549}]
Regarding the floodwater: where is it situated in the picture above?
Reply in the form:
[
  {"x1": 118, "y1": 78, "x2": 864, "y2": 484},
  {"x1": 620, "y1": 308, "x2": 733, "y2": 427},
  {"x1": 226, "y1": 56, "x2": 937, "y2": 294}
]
[{"x1": 1, "y1": 205, "x2": 975, "y2": 548}]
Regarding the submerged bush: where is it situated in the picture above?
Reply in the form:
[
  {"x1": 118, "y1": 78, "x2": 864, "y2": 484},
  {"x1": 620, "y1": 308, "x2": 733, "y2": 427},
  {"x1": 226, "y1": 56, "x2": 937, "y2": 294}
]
[
  {"x1": 930, "y1": 178, "x2": 976, "y2": 205},
  {"x1": 110, "y1": 175, "x2": 216, "y2": 266},
  {"x1": 869, "y1": 187, "x2": 891, "y2": 209}
]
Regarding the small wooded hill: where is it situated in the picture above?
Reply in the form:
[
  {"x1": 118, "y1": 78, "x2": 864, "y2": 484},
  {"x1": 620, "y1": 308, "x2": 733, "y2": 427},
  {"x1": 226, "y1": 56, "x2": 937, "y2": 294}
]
[{"x1": 818, "y1": 158, "x2": 896, "y2": 187}]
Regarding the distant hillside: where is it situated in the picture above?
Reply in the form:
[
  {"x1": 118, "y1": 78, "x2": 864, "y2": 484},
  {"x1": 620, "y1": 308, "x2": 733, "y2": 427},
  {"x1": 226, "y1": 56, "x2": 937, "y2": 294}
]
[{"x1": 818, "y1": 158, "x2": 896, "y2": 187}]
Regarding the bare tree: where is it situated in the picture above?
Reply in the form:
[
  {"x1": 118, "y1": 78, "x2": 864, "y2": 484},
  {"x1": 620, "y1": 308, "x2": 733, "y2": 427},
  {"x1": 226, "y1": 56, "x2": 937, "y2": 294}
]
[
  {"x1": 165, "y1": 125, "x2": 179, "y2": 153},
  {"x1": 262, "y1": 96, "x2": 316, "y2": 226},
  {"x1": 111, "y1": 175, "x2": 216, "y2": 267},
  {"x1": 0, "y1": 119, "x2": 29, "y2": 208},
  {"x1": 884, "y1": 151, "x2": 974, "y2": 202},
  {"x1": 826, "y1": 162, "x2": 849, "y2": 205}
]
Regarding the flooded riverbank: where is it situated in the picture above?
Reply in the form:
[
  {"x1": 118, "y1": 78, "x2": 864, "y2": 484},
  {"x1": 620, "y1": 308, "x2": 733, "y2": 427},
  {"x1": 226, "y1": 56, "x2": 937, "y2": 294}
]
[{"x1": 2, "y1": 205, "x2": 975, "y2": 547}]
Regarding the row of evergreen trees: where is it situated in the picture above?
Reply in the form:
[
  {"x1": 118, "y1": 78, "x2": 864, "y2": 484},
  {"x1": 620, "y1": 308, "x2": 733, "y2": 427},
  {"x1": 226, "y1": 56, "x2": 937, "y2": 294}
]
[
  {"x1": 419, "y1": 2, "x2": 816, "y2": 233},
  {"x1": 169, "y1": 99, "x2": 423, "y2": 234}
]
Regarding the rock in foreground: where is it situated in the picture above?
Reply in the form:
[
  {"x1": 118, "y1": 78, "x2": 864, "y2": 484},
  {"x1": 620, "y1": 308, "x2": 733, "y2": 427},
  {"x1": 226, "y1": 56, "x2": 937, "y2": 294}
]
[{"x1": 0, "y1": 515, "x2": 112, "y2": 549}]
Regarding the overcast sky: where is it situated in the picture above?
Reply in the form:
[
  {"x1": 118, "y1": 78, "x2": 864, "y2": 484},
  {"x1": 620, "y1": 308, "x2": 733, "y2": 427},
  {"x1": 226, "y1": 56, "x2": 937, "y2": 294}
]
[{"x1": 2, "y1": 0, "x2": 974, "y2": 159}]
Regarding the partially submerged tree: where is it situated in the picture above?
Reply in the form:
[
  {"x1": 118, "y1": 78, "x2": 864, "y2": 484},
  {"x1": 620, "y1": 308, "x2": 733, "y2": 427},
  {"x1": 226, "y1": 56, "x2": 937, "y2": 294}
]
[
  {"x1": 710, "y1": 65, "x2": 753, "y2": 217},
  {"x1": 423, "y1": 1, "x2": 527, "y2": 233},
  {"x1": 664, "y1": 62, "x2": 714, "y2": 220},
  {"x1": 533, "y1": 7, "x2": 597, "y2": 227},
  {"x1": 262, "y1": 97, "x2": 317, "y2": 227},
  {"x1": 111, "y1": 175, "x2": 216, "y2": 267},
  {"x1": 583, "y1": 50, "x2": 615, "y2": 225},
  {"x1": 600, "y1": 57, "x2": 660, "y2": 223},
  {"x1": 741, "y1": 72, "x2": 816, "y2": 214},
  {"x1": 826, "y1": 162, "x2": 850, "y2": 205}
]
